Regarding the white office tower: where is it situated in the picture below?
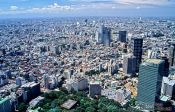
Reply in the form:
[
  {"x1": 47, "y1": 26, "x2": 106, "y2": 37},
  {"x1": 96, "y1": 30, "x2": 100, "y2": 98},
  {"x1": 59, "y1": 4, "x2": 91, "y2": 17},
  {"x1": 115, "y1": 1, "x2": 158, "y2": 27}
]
[
  {"x1": 95, "y1": 31, "x2": 101, "y2": 43},
  {"x1": 63, "y1": 70, "x2": 70, "y2": 79},
  {"x1": 108, "y1": 65, "x2": 112, "y2": 75},
  {"x1": 147, "y1": 49, "x2": 161, "y2": 59},
  {"x1": 89, "y1": 81, "x2": 101, "y2": 98},
  {"x1": 161, "y1": 77, "x2": 175, "y2": 99},
  {"x1": 49, "y1": 76, "x2": 57, "y2": 89}
]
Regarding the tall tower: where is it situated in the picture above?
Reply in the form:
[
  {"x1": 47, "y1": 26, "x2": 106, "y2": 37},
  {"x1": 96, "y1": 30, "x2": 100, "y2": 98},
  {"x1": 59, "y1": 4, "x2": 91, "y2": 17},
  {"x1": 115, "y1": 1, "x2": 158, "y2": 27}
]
[
  {"x1": 161, "y1": 56, "x2": 169, "y2": 77},
  {"x1": 119, "y1": 31, "x2": 127, "y2": 43},
  {"x1": 137, "y1": 59, "x2": 164, "y2": 110},
  {"x1": 169, "y1": 44, "x2": 175, "y2": 66},
  {"x1": 96, "y1": 25, "x2": 111, "y2": 46},
  {"x1": 102, "y1": 27, "x2": 111, "y2": 46},
  {"x1": 123, "y1": 54, "x2": 136, "y2": 76},
  {"x1": 133, "y1": 38, "x2": 143, "y2": 72}
]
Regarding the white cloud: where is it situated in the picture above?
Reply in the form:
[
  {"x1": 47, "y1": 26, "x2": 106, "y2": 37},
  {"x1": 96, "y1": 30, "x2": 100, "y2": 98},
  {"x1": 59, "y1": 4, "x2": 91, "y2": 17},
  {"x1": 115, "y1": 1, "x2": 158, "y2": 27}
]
[
  {"x1": 0, "y1": 0, "x2": 173, "y2": 15},
  {"x1": 28, "y1": 3, "x2": 73, "y2": 13},
  {"x1": 10, "y1": 6, "x2": 18, "y2": 11},
  {"x1": 70, "y1": 0, "x2": 172, "y2": 6},
  {"x1": 117, "y1": 0, "x2": 170, "y2": 5}
]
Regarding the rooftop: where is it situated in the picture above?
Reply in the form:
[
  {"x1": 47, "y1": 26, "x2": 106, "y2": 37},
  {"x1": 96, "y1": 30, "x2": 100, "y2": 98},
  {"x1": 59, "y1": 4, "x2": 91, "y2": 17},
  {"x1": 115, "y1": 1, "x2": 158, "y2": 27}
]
[
  {"x1": 90, "y1": 81, "x2": 101, "y2": 85},
  {"x1": 163, "y1": 77, "x2": 175, "y2": 86},
  {"x1": 145, "y1": 59, "x2": 163, "y2": 65},
  {"x1": 61, "y1": 99, "x2": 77, "y2": 110},
  {"x1": 29, "y1": 96, "x2": 44, "y2": 108},
  {"x1": 160, "y1": 95, "x2": 170, "y2": 102}
]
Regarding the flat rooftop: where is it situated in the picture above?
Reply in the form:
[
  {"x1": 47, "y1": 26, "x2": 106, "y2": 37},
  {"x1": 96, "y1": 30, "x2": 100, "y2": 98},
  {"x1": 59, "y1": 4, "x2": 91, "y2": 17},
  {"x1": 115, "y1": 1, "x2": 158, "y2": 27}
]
[
  {"x1": 145, "y1": 59, "x2": 163, "y2": 64},
  {"x1": 61, "y1": 99, "x2": 77, "y2": 110}
]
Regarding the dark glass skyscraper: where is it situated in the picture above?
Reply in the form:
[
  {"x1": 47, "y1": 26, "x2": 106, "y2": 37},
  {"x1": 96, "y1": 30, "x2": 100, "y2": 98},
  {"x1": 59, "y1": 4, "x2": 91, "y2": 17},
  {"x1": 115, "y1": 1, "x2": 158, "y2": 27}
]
[
  {"x1": 133, "y1": 38, "x2": 143, "y2": 72},
  {"x1": 102, "y1": 27, "x2": 111, "y2": 46},
  {"x1": 161, "y1": 56, "x2": 169, "y2": 77},
  {"x1": 137, "y1": 59, "x2": 164, "y2": 110},
  {"x1": 119, "y1": 31, "x2": 127, "y2": 43}
]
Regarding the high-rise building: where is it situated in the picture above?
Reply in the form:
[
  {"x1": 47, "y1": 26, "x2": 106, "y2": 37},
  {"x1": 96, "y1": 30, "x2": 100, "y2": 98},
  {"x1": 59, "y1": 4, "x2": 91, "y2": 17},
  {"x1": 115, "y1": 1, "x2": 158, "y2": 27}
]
[
  {"x1": 123, "y1": 54, "x2": 136, "y2": 76},
  {"x1": 137, "y1": 59, "x2": 164, "y2": 110},
  {"x1": 21, "y1": 82, "x2": 41, "y2": 99},
  {"x1": 119, "y1": 31, "x2": 127, "y2": 43},
  {"x1": 169, "y1": 44, "x2": 175, "y2": 66},
  {"x1": 133, "y1": 38, "x2": 143, "y2": 72},
  {"x1": 89, "y1": 81, "x2": 101, "y2": 98},
  {"x1": 50, "y1": 46, "x2": 61, "y2": 55},
  {"x1": 43, "y1": 74, "x2": 49, "y2": 89},
  {"x1": 99, "y1": 63, "x2": 103, "y2": 72},
  {"x1": 102, "y1": 27, "x2": 111, "y2": 46},
  {"x1": 161, "y1": 77, "x2": 175, "y2": 99},
  {"x1": 95, "y1": 31, "x2": 101, "y2": 43},
  {"x1": 96, "y1": 25, "x2": 111, "y2": 46},
  {"x1": 161, "y1": 56, "x2": 169, "y2": 77}
]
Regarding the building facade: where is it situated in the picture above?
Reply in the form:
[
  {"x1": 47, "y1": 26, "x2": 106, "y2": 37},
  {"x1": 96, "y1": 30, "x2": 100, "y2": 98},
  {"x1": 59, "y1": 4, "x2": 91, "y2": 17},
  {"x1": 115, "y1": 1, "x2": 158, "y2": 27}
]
[
  {"x1": 96, "y1": 25, "x2": 111, "y2": 46},
  {"x1": 0, "y1": 98, "x2": 11, "y2": 112},
  {"x1": 169, "y1": 44, "x2": 175, "y2": 66},
  {"x1": 161, "y1": 77, "x2": 175, "y2": 99},
  {"x1": 89, "y1": 81, "x2": 101, "y2": 98},
  {"x1": 123, "y1": 54, "x2": 136, "y2": 76},
  {"x1": 119, "y1": 31, "x2": 127, "y2": 43},
  {"x1": 137, "y1": 59, "x2": 164, "y2": 110},
  {"x1": 133, "y1": 38, "x2": 143, "y2": 72}
]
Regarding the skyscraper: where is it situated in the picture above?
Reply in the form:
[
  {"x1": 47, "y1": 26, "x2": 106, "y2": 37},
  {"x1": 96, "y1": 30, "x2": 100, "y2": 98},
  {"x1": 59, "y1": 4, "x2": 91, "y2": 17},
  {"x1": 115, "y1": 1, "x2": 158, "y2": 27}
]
[
  {"x1": 123, "y1": 54, "x2": 136, "y2": 76},
  {"x1": 169, "y1": 44, "x2": 175, "y2": 66},
  {"x1": 161, "y1": 77, "x2": 175, "y2": 99},
  {"x1": 96, "y1": 25, "x2": 111, "y2": 46},
  {"x1": 137, "y1": 59, "x2": 164, "y2": 110},
  {"x1": 133, "y1": 38, "x2": 143, "y2": 72},
  {"x1": 161, "y1": 56, "x2": 169, "y2": 77},
  {"x1": 102, "y1": 27, "x2": 111, "y2": 46},
  {"x1": 89, "y1": 81, "x2": 101, "y2": 98},
  {"x1": 119, "y1": 31, "x2": 127, "y2": 43}
]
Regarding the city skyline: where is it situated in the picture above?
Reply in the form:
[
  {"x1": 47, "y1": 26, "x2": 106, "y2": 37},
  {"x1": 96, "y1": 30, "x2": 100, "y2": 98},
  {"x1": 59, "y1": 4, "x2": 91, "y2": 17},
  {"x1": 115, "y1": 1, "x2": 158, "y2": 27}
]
[{"x1": 0, "y1": 0, "x2": 175, "y2": 18}]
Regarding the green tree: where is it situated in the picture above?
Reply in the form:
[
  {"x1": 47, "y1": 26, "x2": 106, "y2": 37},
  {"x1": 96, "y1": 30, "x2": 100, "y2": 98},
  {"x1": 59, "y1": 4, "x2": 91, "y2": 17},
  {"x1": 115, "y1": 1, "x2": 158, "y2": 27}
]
[
  {"x1": 48, "y1": 107, "x2": 62, "y2": 112},
  {"x1": 85, "y1": 106, "x2": 96, "y2": 112},
  {"x1": 18, "y1": 103, "x2": 27, "y2": 112},
  {"x1": 130, "y1": 98, "x2": 136, "y2": 106},
  {"x1": 107, "y1": 105, "x2": 118, "y2": 112},
  {"x1": 75, "y1": 107, "x2": 85, "y2": 112},
  {"x1": 43, "y1": 103, "x2": 50, "y2": 110}
]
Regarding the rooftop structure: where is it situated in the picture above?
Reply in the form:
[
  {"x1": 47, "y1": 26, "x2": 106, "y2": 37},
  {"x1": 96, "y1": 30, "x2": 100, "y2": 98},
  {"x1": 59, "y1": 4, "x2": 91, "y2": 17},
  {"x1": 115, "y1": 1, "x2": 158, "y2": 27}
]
[{"x1": 61, "y1": 99, "x2": 77, "y2": 110}]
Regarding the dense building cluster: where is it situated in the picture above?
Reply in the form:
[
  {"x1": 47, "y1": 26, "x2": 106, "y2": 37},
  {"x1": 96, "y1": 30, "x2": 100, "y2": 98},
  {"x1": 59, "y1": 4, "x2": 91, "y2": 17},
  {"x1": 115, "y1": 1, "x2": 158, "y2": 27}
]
[{"x1": 0, "y1": 17, "x2": 175, "y2": 112}]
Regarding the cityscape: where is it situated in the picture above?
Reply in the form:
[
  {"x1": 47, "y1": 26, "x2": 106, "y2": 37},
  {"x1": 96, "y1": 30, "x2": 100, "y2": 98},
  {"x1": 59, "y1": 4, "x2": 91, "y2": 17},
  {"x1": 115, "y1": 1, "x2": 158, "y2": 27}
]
[{"x1": 0, "y1": 0, "x2": 175, "y2": 112}]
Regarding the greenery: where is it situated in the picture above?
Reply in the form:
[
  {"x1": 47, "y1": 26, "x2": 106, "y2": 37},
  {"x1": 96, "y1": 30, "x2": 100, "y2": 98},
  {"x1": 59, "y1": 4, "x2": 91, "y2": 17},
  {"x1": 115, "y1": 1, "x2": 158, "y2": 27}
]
[
  {"x1": 18, "y1": 102, "x2": 28, "y2": 112},
  {"x1": 29, "y1": 88, "x2": 142, "y2": 112}
]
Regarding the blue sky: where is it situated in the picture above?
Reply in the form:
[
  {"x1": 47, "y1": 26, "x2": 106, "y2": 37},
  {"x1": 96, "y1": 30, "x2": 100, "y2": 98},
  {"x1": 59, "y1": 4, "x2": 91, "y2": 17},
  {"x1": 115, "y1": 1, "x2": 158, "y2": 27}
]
[{"x1": 0, "y1": 0, "x2": 175, "y2": 18}]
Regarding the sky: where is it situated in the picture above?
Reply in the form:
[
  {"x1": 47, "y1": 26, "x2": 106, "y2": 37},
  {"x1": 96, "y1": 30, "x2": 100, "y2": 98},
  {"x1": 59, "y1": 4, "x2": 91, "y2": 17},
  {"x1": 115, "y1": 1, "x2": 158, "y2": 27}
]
[{"x1": 0, "y1": 0, "x2": 175, "y2": 18}]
